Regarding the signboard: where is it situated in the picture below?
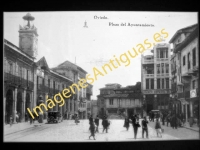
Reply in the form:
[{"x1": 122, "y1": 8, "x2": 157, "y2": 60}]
[
  {"x1": 190, "y1": 89, "x2": 197, "y2": 98},
  {"x1": 143, "y1": 89, "x2": 171, "y2": 94}
]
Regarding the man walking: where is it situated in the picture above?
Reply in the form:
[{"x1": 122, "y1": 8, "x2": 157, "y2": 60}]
[
  {"x1": 142, "y1": 116, "x2": 149, "y2": 139},
  {"x1": 94, "y1": 115, "x2": 99, "y2": 133},
  {"x1": 131, "y1": 114, "x2": 140, "y2": 139},
  {"x1": 102, "y1": 116, "x2": 109, "y2": 133}
]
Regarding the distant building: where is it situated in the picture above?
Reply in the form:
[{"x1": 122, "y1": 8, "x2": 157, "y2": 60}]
[
  {"x1": 141, "y1": 43, "x2": 172, "y2": 115},
  {"x1": 97, "y1": 83, "x2": 142, "y2": 118},
  {"x1": 91, "y1": 100, "x2": 98, "y2": 118},
  {"x1": 169, "y1": 24, "x2": 199, "y2": 122}
]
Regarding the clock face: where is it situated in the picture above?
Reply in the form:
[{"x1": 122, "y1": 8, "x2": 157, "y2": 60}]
[{"x1": 21, "y1": 37, "x2": 32, "y2": 49}]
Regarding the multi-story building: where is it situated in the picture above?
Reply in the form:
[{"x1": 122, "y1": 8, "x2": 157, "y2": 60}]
[
  {"x1": 97, "y1": 83, "x2": 121, "y2": 118},
  {"x1": 90, "y1": 100, "x2": 98, "y2": 118},
  {"x1": 86, "y1": 83, "x2": 93, "y2": 117},
  {"x1": 97, "y1": 83, "x2": 142, "y2": 118},
  {"x1": 141, "y1": 43, "x2": 172, "y2": 115},
  {"x1": 51, "y1": 61, "x2": 93, "y2": 119},
  {"x1": 169, "y1": 24, "x2": 199, "y2": 122},
  {"x1": 4, "y1": 13, "x2": 90, "y2": 124}
]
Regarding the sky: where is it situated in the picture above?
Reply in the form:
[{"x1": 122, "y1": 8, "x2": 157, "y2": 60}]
[{"x1": 4, "y1": 11, "x2": 198, "y2": 100}]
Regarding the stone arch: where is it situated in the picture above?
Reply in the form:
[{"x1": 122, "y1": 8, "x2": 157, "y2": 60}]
[
  {"x1": 5, "y1": 89, "x2": 13, "y2": 124},
  {"x1": 16, "y1": 92, "x2": 23, "y2": 122}
]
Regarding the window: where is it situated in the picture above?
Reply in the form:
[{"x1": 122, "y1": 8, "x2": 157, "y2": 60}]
[
  {"x1": 160, "y1": 50, "x2": 164, "y2": 58},
  {"x1": 109, "y1": 99, "x2": 113, "y2": 105},
  {"x1": 165, "y1": 64, "x2": 169, "y2": 73},
  {"x1": 166, "y1": 50, "x2": 168, "y2": 58},
  {"x1": 146, "y1": 79, "x2": 149, "y2": 89},
  {"x1": 188, "y1": 52, "x2": 190, "y2": 69},
  {"x1": 157, "y1": 79, "x2": 160, "y2": 89},
  {"x1": 157, "y1": 64, "x2": 160, "y2": 74},
  {"x1": 161, "y1": 63, "x2": 164, "y2": 74},
  {"x1": 151, "y1": 79, "x2": 154, "y2": 89},
  {"x1": 48, "y1": 79, "x2": 50, "y2": 88},
  {"x1": 183, "y1": 56, "x2": 185, "y2": 66},
  {"x1": 192, "y1": 80, "x2": 196, "y2": 89},
  {"x1": 19, "y1": 67, "x2": 22, "y2": 78},
  {"x1": 166, "y1": 78, "x2": 169, "y2": 89},
  {"x1": 162, "y1": 78, "x2": 165, "y2": 89},
  {"x1": 37, "y1": 76, "x2": 39, "y2": 89},
  {"x1": 193, "y1": 48, "x2": 196, "y2": 66},
  {"x1": 8, "y1": 63, "x2": 12, "y2": 74}
]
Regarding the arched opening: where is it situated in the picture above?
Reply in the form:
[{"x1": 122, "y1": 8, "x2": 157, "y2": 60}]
[
  {"x1": 25, "y1": 93, "x2": 31, "y2": 122},
  {"x1": 5, "y1": 89, "x2": 13, "y2": 124},
  {"x1": 16, "y1": 92, "x2": 23, "y2": 122}
]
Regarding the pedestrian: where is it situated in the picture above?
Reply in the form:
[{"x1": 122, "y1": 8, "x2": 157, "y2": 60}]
[
  {"x1": 102, "y1": 116, "x2": 109, "y2": 133},
  {"x1": 131, "y1": 114, "x2": 140, "y2": 139},
  {"x1": 142, "y1": 116, "x2": 149, "y2": 139},
  {"x1": 89, "y1": 121, "x2": 96, "y2": 140},
  {"x1": 10, "y1": 115, "x2": 13, "y2": 127},
  {"x1": 94, "y1": 115, "x2": 99, "y2": 133},
  {"x1": 89, "y1": 115, "x2": 93, "y2": 131},
  {"x1": 171, "y1": 114, "x2": 178, "y2": 129},
  {"x1": 149, "y1": 112, "x2": 152, "y2": 122},
  {"x1": 155, "y1": 118, "x2": 162, "y2": 138},
  {"x1": 152, "y1": 112, "x2": 155, "y2": 122},
  {"x1": 123, "y1": 116, "x2": 130, "y2": 131},
  {"x1": 162, "y1": 112, "x2": 166, "y2": 125},
  {"x1": 166, "y1": 113, "x2": 171, "y2": 127},
  {"x1": 18, "y1": 112, "x2": 21, "y2": 123},
  {"x1": 75, "y1": 114, "x2": 79, "y2": 125}
]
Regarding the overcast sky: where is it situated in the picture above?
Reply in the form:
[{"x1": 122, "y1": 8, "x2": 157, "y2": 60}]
[{"x1": 4, "y1": 11, "x2": 198, "y2": 100}]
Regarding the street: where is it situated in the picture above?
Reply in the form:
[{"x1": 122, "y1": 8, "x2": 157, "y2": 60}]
[{"x1": 4, "y1": 119, "x2": 199, "y2": 142}]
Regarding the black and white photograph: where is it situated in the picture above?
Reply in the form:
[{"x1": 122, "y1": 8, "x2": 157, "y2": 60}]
[{"x1": 3, "y1": 11, "x2": 199, "y2": 142}]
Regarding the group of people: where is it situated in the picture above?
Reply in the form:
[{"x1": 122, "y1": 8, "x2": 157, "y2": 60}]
[
  {"x1": 123, "y1": 114, "x2": 163, "y2": 139},
  {"x1": 88, "y1": 115, "x2": 110, "y2": 140}
]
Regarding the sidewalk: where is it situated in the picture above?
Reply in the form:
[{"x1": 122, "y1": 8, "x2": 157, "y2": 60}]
[
  {"x1": 4, "y1": 119, "x2": 47, "y2": 135},
  {"x1": 182, "y1": 122, "x2": 199, "y2": 132}
]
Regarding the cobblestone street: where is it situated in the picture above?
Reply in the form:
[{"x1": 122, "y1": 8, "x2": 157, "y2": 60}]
[{"x1": 4, "y1": 119, "x2": 199, "y2": 142}]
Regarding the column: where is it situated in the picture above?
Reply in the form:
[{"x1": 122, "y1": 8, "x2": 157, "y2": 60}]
[
  {"x1": 185, "y1": 104, "x2": 188, "y2": 122},
  {"x1": 44, "y1": 93, "x2": 48, "y2": 119},
  {"x1": 72, "y1": 99, "x2": 74, "y2": 114},
  {"x1": 68, "y1": 98, "x2": 70, "y2": 117},
  {"x1": 13, "y1": 87, "x2": 17, "y2": 124},
  {"x1": 189, "y1": 101, "x2": 193, "y2": 117},
  {"x1": 154, "y1": 94, "x2": 158, "y2": 110},
  {"x1": 22, "y1": 89, "x2": 26, "y2": 122},
  {"x1": 4, "y1": 97, "x2": 6, "y2": 125}
]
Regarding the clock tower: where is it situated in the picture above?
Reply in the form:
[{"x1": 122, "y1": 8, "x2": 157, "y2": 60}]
[{"x1": 19, "y1": 13, "x2": 38, "y2": 58}]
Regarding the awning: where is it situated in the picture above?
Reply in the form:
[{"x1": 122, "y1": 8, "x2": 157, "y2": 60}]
[{"x1": 178, "y1": 98, "x2": 189, "y2": 104}]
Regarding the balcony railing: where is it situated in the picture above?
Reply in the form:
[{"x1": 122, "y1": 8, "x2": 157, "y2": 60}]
[
  {"x1": 4, "y1": 72, "x2": 34, "y2": 90},
  {"x1": 156, "y1": 58, "x2": 169, "y2": 61},
  {"x1": 185, "y1": 90, "x2": 190, "y2": 99},
  {"x1": 142, "y1": 59, "x2": 154, "y2": 64},
  {"x1": 144, "y1": 74, "x2": 154, "y2": 78},
  {"x1": 157, "y1": 73, "x2": 169, "y2": 77},
  {"x1": 177, "y1": 93, "x2": 184, "y2": 99}
]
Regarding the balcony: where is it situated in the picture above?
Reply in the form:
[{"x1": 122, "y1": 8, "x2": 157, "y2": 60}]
[
  {"x1": 4, "y1": 72, "x2": 34, "y2": 89},
  {"x1": 156, "y1": 58, "x2": 169, "y2": 62},
  {"x1": 142, "y1": 59, "x2": 154, "y2": 64},
  {"x1": 37, "y1": 84, "x2": 46, "y2": 92},
  {"x1": 157, "y1": 73, "x2": 169, "y2": 77},
  {"x1": 185, "y1": 90, "x2": 190, "y2": 99},
  {"x1": 171, "y1": 83, "x2": 177, "y2": 93},
  {"x1": 144, "y1": 74, "x2": 154, "y2": 78},
  {"x1": 177, "y1": 93, "x2": 184, "y2": 99}
]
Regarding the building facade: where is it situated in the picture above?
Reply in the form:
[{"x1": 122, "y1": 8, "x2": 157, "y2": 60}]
[
  {"x1": 169, "y1": 24, "x2": 199, "y2": 122},
  {"x1": 51, "y1": 61, "x2": 93, "y2": 119},
  {"x1": 97, "y1": 83, "x2": 142, "y2": 118},
  {"x1": 141, "y1": 43, "x2": 172, "y2": 115},
  {"x1": 4, "y1": 13, "x2": 90, "y2": 124}
]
